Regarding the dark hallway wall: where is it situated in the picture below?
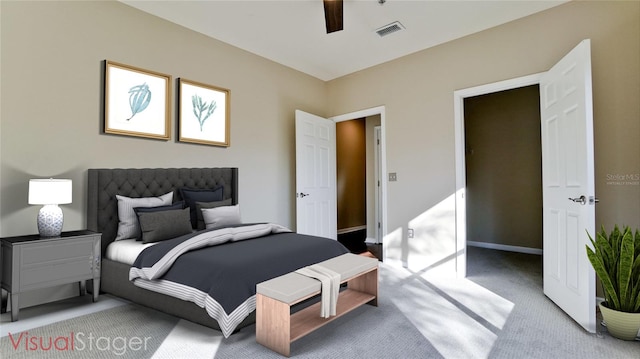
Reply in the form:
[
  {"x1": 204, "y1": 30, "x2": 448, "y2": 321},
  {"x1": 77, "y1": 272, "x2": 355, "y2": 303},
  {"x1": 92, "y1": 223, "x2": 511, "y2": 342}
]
[
  {"x1": 337, "y1": 118, "x2": 366, "y2": 231},
  {"x1": 464, "y1": 85, "x2": 542, "y2": 249}
]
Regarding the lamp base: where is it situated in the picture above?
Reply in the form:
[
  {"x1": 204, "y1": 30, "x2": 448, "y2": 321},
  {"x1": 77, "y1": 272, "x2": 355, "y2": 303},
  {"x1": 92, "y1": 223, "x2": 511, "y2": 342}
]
[{"x1": 37, "y1": 204, "x2": 64, "y2": 237}]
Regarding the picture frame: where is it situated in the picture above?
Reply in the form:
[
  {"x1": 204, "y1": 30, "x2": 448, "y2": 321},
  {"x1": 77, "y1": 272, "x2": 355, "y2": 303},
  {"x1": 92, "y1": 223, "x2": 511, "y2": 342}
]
[
  {"x1": 104, "y1": 60, "x2": 171, "y2": 140},
  {"x1": 178, "y1": 78, "x2": 230, "y2": 147}
]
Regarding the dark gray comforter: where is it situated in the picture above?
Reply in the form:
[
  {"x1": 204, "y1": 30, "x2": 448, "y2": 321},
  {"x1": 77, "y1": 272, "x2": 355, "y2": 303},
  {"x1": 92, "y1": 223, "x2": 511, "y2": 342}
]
[{"x1": 129, "y1": 223, "x2": 348, "y2": 337}]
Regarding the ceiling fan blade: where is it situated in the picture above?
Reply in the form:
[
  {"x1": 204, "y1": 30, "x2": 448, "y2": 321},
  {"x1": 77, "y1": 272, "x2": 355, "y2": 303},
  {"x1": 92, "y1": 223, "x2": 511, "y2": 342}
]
[{"x1": 323, "y1": 0, "x2": 343, "y2": 34}]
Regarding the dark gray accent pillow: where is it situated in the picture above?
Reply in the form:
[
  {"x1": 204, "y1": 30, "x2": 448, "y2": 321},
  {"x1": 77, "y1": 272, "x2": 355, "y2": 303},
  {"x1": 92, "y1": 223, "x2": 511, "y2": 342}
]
[
  {"x1": 180, "y1": 186, "x2": 224, "y2": 228},
  {"x1": 137, "y1": 207, "x2": 192, "y2": 244},
  {"x1": 135, "y1": 201, "x2": 185, "y2": 214},
  {"x1": 195, "y1": 198, "x2": 233, "y2": 230},
  {"x1": 134, "y1": 201, "x2": 185, "y2": 240}
]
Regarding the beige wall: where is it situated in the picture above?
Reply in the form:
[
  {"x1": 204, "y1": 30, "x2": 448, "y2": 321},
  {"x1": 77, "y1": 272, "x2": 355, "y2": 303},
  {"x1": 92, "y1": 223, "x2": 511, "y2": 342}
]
[
  {"x1": 328, "y1": 1, "x2": 640, "y2": 271},
  {"x1": 1, "y1": 0, "x2": 638, "y2": 279},
  {"x1": 465, "y1": 85, "x2": 542, "y2": 250},
  {"x1": 0, "y1": 0, "x2": 327, "y2": 238}
]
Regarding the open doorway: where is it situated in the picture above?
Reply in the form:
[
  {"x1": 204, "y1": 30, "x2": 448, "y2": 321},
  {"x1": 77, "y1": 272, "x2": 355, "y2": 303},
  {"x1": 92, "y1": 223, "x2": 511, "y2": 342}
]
[
  {"x1": 330, "y1": 106, "x2": 387, "y2": 260},
  {"x1": 464, "y1": 85, "x2": 543, "y2": 254},
  {"x1": 454, "y1": 41, "x2": 597, "y2": 332},
  {"x1": 335, "y1": 115, "x2": 382, "y2": 254},
  {"x1": 294, "y1": 106, "x2": 387, "y2": 257},
  {"x1": 454, "y1": 73, "x2": 543, "y2": 277}
]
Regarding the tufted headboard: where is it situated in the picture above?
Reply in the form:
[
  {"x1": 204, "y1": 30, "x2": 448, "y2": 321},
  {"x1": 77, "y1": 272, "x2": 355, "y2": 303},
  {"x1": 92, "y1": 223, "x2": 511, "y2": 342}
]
[{"x1": 87, "y1": 168, "x2": 238, "y2": 255}]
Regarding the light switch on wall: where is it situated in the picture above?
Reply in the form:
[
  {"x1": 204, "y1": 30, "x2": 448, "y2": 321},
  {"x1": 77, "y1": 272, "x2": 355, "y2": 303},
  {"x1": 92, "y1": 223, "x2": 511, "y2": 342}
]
[{"x1": 389, "y1": 172, "x2": 397, "y2": 181}]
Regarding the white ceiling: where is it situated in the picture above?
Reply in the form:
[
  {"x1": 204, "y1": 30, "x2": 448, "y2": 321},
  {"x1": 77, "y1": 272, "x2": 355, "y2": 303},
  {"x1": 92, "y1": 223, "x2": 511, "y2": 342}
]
[{"x1": 121, "y1": 0, "x2": 567, "y2": 81}]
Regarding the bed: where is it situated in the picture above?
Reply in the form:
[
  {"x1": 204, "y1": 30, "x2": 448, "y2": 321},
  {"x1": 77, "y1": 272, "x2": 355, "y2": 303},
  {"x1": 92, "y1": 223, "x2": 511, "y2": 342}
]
[{"x1": 87, "y1": 167, "x2": 348, "y2": 337}]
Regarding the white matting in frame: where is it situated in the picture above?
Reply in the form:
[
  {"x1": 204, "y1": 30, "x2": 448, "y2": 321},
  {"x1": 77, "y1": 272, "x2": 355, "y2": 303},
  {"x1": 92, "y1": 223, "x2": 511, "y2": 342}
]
[
  {"x1": 104, "y1": 60, "x2": 171, "y2": 140},
  {"x1": 178, "y1": 78, "x2": 230, "y2": 147}
]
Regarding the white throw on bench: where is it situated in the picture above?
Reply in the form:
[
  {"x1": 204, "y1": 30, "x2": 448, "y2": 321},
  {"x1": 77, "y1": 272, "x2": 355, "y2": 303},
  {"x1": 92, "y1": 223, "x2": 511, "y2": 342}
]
[
  {"x1": 256, "y1": 253, "x2": 378, "y2": 357},
  {"x1": 294, "y1": 264, "x2": 341, "y2": 318}
]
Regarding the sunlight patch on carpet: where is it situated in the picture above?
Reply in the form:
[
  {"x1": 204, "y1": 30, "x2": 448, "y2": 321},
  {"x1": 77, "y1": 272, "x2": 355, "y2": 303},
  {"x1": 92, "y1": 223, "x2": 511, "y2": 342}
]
[
  {"x1": 151, "y1": 319, "x2": 222, "y2": 358},
  {"x1": 421, "y1": 273, "x2": 514, "y2": 330},
  {"x1": 383, "y1": 264, "x2": 505, "y2": 358}
]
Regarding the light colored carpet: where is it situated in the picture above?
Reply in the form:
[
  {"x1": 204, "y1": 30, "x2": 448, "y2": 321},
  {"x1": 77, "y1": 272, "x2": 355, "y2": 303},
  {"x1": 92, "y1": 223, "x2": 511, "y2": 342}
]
[
  {"x1": 1, "y1": 247, "x2": 638, "y2": 358},
  {"x1": 1, "y1": 304, "x2": 178, "y2": 358},
  {"x1": 214, "y1": 293, "x2": 437, "y2": 358},
  {"x1": 462, "y1": 247, "x2": 639, "y2": 358}
]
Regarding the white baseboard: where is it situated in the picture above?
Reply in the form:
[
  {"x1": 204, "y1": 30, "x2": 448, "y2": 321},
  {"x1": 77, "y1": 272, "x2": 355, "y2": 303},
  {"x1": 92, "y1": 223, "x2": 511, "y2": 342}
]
[
  {"x1": 337, "y1": 225, "x2": 367, "y2": 235},
  {"x1": 467, "y1": 241, "x2": 542, "y2": 255},
  {"x1": 365, "y1": 237, "x2": 379, "y2": 244}
]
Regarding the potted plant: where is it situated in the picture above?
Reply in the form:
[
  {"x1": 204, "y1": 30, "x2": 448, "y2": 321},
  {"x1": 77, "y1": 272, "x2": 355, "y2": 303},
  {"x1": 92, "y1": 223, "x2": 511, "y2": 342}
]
[{"x1": 586, "y1": 225, "x2": 640, "y2": 340}]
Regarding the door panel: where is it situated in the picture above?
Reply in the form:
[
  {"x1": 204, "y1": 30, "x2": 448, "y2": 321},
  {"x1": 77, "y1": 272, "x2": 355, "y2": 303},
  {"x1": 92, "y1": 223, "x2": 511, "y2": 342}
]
[
  {"x1": 545, "y1": 115, "x2": 561, "y2": 186},
  {"x1": 295, "y1": 110, "x2": 337, "y2": 239},
  {"x1": 541, "y1": 39, "x2": 596, "y2": 333},
  {"x1": 547, "y1": 208, "x2": 561, "y2": 279}
]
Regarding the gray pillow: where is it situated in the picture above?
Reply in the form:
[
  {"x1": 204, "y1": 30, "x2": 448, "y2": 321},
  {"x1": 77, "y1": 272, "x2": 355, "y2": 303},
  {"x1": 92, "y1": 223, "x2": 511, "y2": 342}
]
[
  {"x1": 115, "y1": 192, "x2": 173, "y2": 240},
  {"x1": 179, "y1": 186, "x2": 224, "y2": 228},
  {"x1": 202, "y1": 204, "x2": 241, "y2": 229},
  {"x1": 195, "y1": 198, "x2": 233, "y2": 230},
  {"x1": 137, "y1": 207, "x2": 192, "y2": 244},
  {"x1": 134, "y1": 201, "x2": 185, "y2": 240}
]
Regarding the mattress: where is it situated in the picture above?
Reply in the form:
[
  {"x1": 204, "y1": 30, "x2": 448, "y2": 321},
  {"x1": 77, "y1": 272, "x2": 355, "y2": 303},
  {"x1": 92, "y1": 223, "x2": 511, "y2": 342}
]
[{"x1": 105, "y1": 239, "x2": 156, "y2": 265}]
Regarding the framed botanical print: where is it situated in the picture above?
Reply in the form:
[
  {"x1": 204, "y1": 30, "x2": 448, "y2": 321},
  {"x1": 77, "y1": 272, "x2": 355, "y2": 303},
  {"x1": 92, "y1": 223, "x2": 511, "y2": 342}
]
[
  {"x1": 178, "y1": 78, "x2": 230, "y2": 147},
  {"x1": 104, "y1": 60, "x2": 171, "y2": 140}
]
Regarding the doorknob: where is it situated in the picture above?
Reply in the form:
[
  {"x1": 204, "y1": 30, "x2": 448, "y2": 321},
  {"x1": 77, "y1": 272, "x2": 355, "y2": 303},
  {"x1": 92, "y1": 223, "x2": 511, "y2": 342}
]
[
  {"x1": 297, "y1": 193, "x2": 309, "y2": 198},
  {"x1": 568, "y1": 195, "x2": 586, "y2": 205}
]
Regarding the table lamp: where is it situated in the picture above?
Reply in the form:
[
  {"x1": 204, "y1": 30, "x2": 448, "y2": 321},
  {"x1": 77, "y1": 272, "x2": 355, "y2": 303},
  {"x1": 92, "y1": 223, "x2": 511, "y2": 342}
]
[{"x1": 28, "y1": 178, "x2": 72, "y2": 237}]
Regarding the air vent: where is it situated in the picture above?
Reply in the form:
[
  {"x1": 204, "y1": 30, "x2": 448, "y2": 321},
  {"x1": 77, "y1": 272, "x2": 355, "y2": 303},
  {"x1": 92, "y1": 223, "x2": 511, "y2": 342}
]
[{"x1": 375, "y1": 21, "x2": 405, "y2": 37}]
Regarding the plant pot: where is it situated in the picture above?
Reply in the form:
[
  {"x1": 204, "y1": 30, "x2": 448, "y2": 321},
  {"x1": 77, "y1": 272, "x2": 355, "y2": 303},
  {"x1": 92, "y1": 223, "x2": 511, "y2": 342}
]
[{"x1": 599, "y1": 302, "x2": 640, "y2": 340}]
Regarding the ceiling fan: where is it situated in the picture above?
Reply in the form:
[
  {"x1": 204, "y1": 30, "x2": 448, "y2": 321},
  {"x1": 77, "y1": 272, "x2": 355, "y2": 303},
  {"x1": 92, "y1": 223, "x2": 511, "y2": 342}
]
[{"x1": 323, "y1": 0, "x2": 343, "y2": 33}]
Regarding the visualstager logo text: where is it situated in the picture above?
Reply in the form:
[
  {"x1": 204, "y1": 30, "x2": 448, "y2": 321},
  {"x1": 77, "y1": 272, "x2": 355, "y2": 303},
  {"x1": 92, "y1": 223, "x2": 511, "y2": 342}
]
[{"x1": 8, "y1": 331, "x2": 152, "y2": 356}]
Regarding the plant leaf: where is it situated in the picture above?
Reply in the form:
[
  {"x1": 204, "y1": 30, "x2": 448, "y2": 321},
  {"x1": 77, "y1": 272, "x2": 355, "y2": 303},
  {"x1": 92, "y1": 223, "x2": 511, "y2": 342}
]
[
  {"x1": 587, "y1": 225, "x2": 640, "y2": 313},
  {"x1": 632, "y1": 255, "x2": 640, "y2": 312},
  {"x1": 618, "y1": 227, "x2": 634, "y2": 311},
  {"x1": 635, "y1": 229, "x2": 640, "y2": 260},
  {"x1": 595, "y1": 230, "x2": 615, "y2": 273},
  {"x1": 586, "y1": 243, "x2": 620, "y2": 309}
]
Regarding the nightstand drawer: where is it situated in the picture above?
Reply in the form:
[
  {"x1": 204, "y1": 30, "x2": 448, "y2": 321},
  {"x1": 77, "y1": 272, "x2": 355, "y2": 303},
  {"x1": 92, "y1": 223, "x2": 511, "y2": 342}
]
[
  {"x1": 20, "y1": 259, "x2": 93, "y2": 291},
  {"x1": 21, "y1": 239, "x2": 94, "y2": 266}
]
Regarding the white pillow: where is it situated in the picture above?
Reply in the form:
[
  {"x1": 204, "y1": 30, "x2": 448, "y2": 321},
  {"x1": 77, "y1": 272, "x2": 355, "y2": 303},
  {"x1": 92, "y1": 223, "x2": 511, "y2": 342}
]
[
  {"x1": 202, "y1": 204, "x2": 241, "y2": 229},
  {"x1": 115, "y1": 192, "x2": 173, "y2": 240}
]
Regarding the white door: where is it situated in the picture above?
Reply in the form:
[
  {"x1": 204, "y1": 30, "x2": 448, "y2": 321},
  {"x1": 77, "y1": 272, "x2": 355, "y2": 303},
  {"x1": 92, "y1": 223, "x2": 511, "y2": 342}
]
[
  {"x1": 295, "y1": 110, "x2": 337, "y2": 239},
  {"x1": 540, "y1": 39, "x2": 596, "y2": 333}
]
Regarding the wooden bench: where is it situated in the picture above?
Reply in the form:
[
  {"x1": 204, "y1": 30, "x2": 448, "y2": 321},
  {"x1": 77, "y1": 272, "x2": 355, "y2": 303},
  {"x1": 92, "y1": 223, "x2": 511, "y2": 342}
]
[{"x1": 256, "y1": 253, "x2": 378, "y2": 357}]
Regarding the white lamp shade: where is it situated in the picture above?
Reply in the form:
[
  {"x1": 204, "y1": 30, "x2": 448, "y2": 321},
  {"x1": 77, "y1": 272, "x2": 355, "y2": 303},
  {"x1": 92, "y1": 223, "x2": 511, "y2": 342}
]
[{"x1": 28, "y1": 179, "x2": 72, "y2": 205}]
